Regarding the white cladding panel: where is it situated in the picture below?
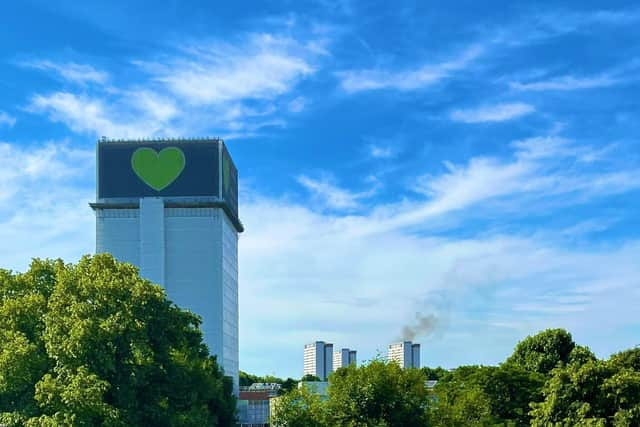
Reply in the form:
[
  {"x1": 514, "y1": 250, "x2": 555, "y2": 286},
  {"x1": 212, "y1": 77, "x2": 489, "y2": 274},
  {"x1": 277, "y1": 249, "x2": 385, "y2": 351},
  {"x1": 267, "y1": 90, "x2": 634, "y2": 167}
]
[
  {"x1": 139, "y1": 198, "x2": 165, "y2": 286},
  {"x1": 221, "y1": 214, "x2": 239, "y2": 391},
  {"x1": 165, "y1": 208, "x2": 223, "y2": 357},
  {"x1": 96, "y1": 209, "x2": 139, "y2": 265},
  {"x1": 95, "y1": 202, "x2": 239, "y2": 394}
]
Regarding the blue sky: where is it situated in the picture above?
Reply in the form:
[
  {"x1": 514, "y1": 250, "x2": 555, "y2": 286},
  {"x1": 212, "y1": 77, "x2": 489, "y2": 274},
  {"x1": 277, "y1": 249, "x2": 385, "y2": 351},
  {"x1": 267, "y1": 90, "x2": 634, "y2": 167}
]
[{"x1": 1, "y1": 0, "x2": 639, "y2": 378}]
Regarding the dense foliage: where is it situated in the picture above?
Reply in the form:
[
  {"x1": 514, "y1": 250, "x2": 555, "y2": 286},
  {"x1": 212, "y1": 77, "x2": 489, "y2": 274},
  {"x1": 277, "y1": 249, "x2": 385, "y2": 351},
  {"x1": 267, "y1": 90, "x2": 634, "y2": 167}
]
[
  {"x1": 272, "y1": 359, "x2": 431, "y2": 426},
  {"x1": 0, "y1": 255, "x2": 236, "y2": 426},
  {"x1": 506, "y1": 328, "x2": 577, "y2": 374},
  {"x1": 271, "y1": 385, "x2": 328, "y2": 427},
  {"x1": 431, "y1": 364, "x2": 544, "y2": 426},
  {"x1": 530, "y1": 348, "x2": 640, "y2": 426},
  {"x1": 271, "y1": 329, "x2": 640, "y2": 427}
]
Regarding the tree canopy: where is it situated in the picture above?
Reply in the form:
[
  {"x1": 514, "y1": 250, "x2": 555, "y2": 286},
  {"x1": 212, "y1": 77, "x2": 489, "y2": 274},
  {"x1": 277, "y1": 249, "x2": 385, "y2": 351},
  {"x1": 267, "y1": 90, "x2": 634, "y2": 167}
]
[
  {"x1": 431, "y1": 364, "x2": 544, "y2": 426},
  {"x1": 506, "y1": 328, "x2": 577, "y2": 374},
  {"x1": 270, "y1": 385, "x2": 328, "y2": 427},
  {"x1": 530, "y1": 348, "x2": 640, "y2": 426},
  {"x1": 0, "y1": 254, "x2": 236, "y2": 426},
  {"x1": 272, "y1": 359, "x2": 431, "y2": 426},
  {"x1": 272, "y1": 329, "x2": 640, "y2": 427}
]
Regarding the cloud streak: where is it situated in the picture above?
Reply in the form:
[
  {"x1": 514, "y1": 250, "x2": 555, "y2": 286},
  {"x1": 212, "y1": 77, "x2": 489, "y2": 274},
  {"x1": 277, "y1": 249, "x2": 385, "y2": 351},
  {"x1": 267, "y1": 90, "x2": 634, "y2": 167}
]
[
  {"x1": 20, "y1": 60, "x2": 109, "y2": 85},
  {"x1": 336, "y1": 45, "x2": 483, "y2": 93},
  {"x1": 450, "y1": 102, "x2": 535, "y2": 123},
  {"x1": 0, "y1": 140, "x2": 95, "y2": 271},
  {"x1": 25, "y1": 31, "x2": 326, "y2": 138},
  {"x1": 297, "y1": 174, "x2": 378, "y2": 210},
  {"x1": 0, "y1": 111, "x2": 16, "y2": 128},
  {"x1": 510, "y1": 75, "x2": 618, "y2": 91},
  {"x1": 138, "y1": 34, "x2": 317, "y2": 105}
]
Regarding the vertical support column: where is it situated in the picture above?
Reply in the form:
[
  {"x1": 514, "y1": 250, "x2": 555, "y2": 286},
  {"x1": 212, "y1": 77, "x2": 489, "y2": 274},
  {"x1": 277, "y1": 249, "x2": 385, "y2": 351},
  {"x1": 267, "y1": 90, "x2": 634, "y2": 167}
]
[{"x1": 139, "y1": 197, "x2": 165, "y2": 287}]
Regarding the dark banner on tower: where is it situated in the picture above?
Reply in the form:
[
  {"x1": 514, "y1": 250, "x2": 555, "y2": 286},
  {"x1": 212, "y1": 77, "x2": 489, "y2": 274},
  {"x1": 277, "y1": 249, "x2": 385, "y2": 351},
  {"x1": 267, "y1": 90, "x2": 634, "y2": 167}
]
[
  {"x1": 97, "y1": 140, "x2": 220, "y2": 199},
  {"x1": 221, "y1": 143, "x2": 239, "y2": 220}
]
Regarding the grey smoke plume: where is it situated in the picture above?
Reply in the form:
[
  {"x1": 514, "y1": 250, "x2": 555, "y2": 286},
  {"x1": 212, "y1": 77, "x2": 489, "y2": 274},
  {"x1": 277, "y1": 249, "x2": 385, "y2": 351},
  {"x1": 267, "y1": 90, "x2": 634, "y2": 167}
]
[{"x1": 401, "y1": 312, "x2": 438, "y2": 341}]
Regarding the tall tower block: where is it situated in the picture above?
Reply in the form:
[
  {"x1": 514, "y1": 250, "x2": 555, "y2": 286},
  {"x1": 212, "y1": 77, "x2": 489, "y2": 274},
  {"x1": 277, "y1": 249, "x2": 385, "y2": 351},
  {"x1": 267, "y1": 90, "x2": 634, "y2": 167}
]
[{"x1": 91, "y1": 138, "x2": 243, "y2": 393}]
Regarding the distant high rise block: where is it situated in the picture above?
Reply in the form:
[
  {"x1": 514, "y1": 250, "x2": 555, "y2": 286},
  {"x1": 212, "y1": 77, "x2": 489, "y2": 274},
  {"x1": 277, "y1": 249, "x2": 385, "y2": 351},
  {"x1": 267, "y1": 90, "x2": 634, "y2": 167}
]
[
  {"x1": 333, "y1": 348, "x2": 357, "y2": 371},
  {"x1": 91, "y1": 138, "x2": 242, "y2": 393},
  {"x1": 304, "y1": 341, "x2": 334, "y2": 380},
  {"x1": 388, "y1": 341, "x2": 421, "y2": 369}
]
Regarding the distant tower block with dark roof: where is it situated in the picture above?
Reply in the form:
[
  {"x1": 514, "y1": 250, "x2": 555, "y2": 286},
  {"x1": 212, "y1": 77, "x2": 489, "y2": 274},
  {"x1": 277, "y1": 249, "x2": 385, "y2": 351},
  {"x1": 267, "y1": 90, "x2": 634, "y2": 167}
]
[
  {"x1": 91, "y1": 137, "x2": 242, "y2": 393},
  {"x1": 304, "y1": 341, "x2": 334, "y2": 380},
  {"x1": 388, "y1": 341, "x2": 421, "y2": 369},
  {"x1": 333, "y1": 348, "x2": 357, "y2": 371}
]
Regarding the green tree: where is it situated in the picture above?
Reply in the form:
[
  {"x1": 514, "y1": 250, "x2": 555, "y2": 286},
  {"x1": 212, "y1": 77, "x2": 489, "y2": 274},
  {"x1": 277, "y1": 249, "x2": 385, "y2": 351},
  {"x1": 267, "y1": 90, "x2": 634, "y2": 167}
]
[
  {"x1": 272, "y1": 360, "x2": 431, "y2": 426},
  {"x1": 430, "y1": 381, "x2": 496, "y2": 427},
  {"x1": 271, "y1": 386, "x2": 327, "y2": 427},
  {"x1": 280, "y1": 378, "x2": 299, "y2": 394},
  {"x1": 326, "y1": 359, "x2": 431, "y2": 426},
  {"x1": 0, "y1": 254, "x2": 236, "y2": 426},
  {"x1": 239, "y1": 371, "x2": 261, "y2": 387},
  {"x1": 421, "y1": 366, "x2": 449, "y2": 381},
  {"x1": 530, "y1": 348, "x2": 640, "y2": 426},
  {"x1": 506, "y1": 328, "x2": 577, "y2": 375},
  {"x1": 430, "y1": 364, "x2": 544, "y2": 426},
  {"x1": 301, "y1": 374, "x2": 322, "y2": 382}
]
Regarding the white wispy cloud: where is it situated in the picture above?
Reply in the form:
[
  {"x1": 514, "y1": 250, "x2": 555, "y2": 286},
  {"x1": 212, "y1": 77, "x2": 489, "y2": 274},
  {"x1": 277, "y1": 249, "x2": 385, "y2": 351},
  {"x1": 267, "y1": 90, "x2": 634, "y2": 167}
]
[
  {"x1": 0, "y1": 135, "x2": 638, "y2": 377},
  {"x1": 237, "y1": 137, "x2": 640, "y2": 374},
  {"x1": 0, "y1": 111, "x2": 16, "y2": 128},
  {"x1": 0, "y1": 140, "x2": 94, "y2": 270},
  {"x1": 26, "y1": 31, "x2": 325, "y2": 138},
  {"x1": 369, "y1": 144, "x2": 394, "y2": 159},
  {"x1": 492, "y1": 8, "x2": 640, "y2": 47},
  {"x1": 297, "y1": 174, "x2": 378, "y2": 210},
  {"x1": 535, "y1": 8, "x2": 640, "y2": 34},
  {"x1": 510, "y1": 75, "x2": 618, "y2": 91},
  {"x1": 450, "y1": 102, "x2": 535, "y2": 123},
  {"x1": 138, "y1": 33, "x2": 317, "y2": 105},
  {"x1": 333, "y1": 136, "x2": 640, "y2": 237},
  {"x1": 336, "y1": 45, "x2": 483, "y2": 93},
  {"x1": 28, "y1": 92, "x2": 172, "y2": 138},
  {"x1": 239, "y1": 194, "x2": 640, "y2": 374},
  {"x1": 287, "y1": 96, "x2": 307, "y2": 113},
  {"x1": 0, "y1": 141, "x2": 92, "y2": 202},
  {"x1": 20, "y1": 60, "x2": 108, "y2": 85}
]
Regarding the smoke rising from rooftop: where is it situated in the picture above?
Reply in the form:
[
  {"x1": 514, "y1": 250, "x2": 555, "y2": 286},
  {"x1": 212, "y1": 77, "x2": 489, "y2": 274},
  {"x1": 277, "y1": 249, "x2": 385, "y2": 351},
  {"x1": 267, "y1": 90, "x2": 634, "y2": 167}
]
[{"x1": 401, "y1": 312, "x2": 438, "y2": 341}]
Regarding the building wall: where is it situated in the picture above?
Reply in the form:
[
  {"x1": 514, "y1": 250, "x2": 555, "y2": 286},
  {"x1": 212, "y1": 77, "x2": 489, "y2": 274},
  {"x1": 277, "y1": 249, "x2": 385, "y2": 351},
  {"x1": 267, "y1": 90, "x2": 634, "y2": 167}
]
[
  {"x1": 323, "y1": 343, "x2": 333, "y2": 379},
  {"x1": 95, "y1": 209, "x2": 139, "y2": 266},
  {"x1": 334, "y1": 348, "x2": 357, "y2": 371},
  {"x1": 221, "y1": 214, "x2": 239, "y2": 389},
  {"x1": 96, "y1": 201, "x2": 239, "y2": 393},
  {"x1": 348, "y1": 350, "x2": 357, "y2": 365},
  {"x1": 388, "y1": 341, "x2": 419, "y2": 369},
  {"x1": 333, "y1": 349, "x2": 344, "y2": 370},
  {"x1": 411, "y1": 344, "x2": 421, "y2": 369},
  {"x1": 388, "y1": 342, "x2": 406, "y2": 368},
  {"x1": 304, "y1": 341, "x2": 333, "y2": 380},
  {"x1": 303, "y1": 343, "x2": 318, "y2": 377},
  {"x1": 315, "y1": 342, "x2": 324, "y2": 378},
  {"x1": 403, "y1": 342, "x2": 412, "y2": 369}
]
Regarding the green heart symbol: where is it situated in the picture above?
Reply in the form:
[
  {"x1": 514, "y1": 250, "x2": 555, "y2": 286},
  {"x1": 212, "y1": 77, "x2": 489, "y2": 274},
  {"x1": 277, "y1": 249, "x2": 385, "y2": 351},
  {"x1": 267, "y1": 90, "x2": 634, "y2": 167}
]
[{"x1": 131, "y1": 147, "x2": 185, "y2": 191}]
